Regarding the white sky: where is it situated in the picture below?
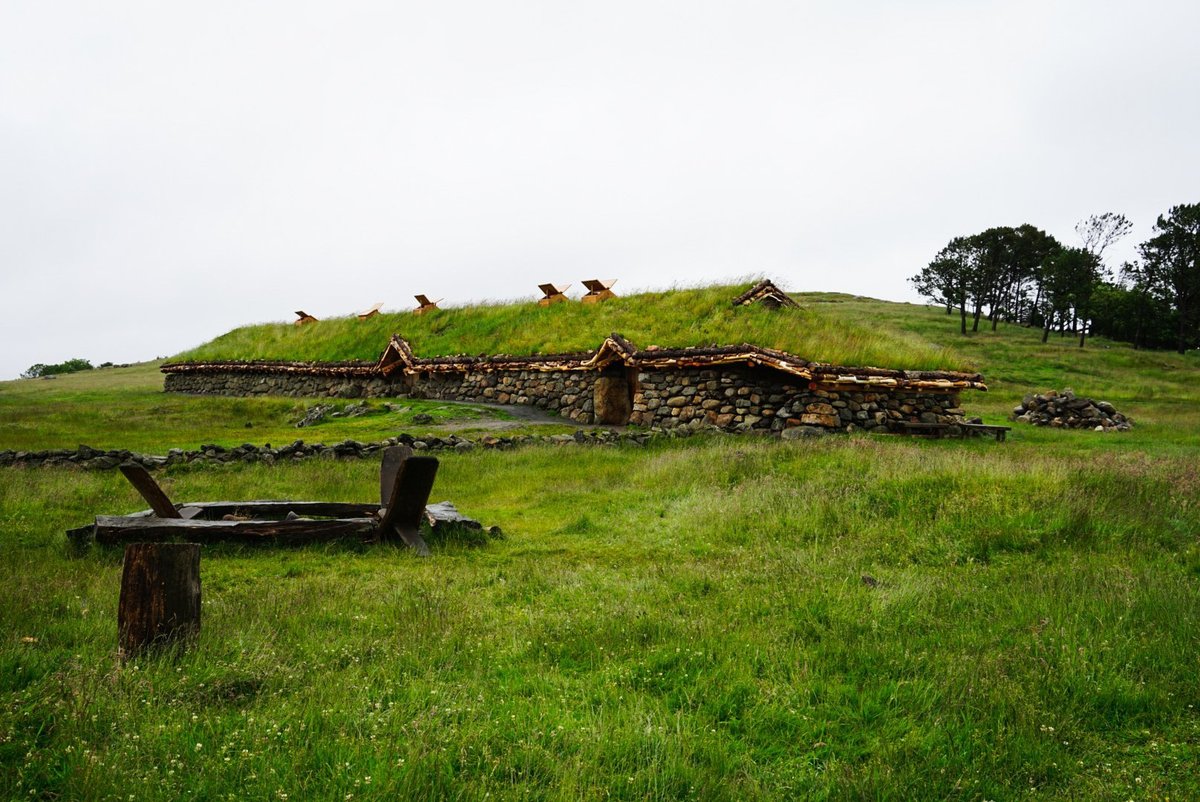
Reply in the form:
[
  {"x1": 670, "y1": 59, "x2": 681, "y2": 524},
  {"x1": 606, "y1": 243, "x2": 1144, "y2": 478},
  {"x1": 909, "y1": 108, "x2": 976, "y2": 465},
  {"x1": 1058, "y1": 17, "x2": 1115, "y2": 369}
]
[{"x1": 2, "y1": 1, "x2": 1198, "y2": 378}]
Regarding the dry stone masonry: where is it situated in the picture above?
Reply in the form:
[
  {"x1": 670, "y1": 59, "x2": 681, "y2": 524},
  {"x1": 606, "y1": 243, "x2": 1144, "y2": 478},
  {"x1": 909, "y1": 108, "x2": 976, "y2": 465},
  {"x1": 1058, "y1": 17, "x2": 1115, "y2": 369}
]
[{"x1": 162, "y1": 332, "x2": 986, "y2": 435}]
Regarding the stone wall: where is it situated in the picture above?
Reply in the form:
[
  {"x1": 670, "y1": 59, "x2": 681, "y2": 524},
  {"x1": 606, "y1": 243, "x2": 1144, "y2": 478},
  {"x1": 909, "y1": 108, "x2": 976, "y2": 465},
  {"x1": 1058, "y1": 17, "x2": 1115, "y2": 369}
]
[
  {"x1": 163, "y1": 371, "x2": 403, "y2": 399},
  {"x1": 629, "y1": 366, "x2": 961, "y2": 433},
  {"x1": 163, "y1": 365, "x2": 964, "y2": 433},
  {"x1": 415, "y1": 369, "x2": 601, "y2": 423}
]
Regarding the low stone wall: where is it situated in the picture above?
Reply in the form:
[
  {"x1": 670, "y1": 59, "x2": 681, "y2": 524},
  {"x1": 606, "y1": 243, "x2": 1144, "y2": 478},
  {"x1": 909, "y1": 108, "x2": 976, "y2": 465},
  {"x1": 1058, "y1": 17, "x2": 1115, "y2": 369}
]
[
  {"x1": 163, "y1": 365, "x2": 965, "y2": 433},
  {"x1": 163, "y1": 371, "x2": 403, "y2": 399},
  {"x1": 0, "y1": 430, "x2": 649, "y2": 471}
]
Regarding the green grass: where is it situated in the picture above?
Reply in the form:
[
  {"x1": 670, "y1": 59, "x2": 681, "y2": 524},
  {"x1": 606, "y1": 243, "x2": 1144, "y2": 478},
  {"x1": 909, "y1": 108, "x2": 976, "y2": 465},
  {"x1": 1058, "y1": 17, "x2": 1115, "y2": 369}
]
[
  {"x1": 2, "y1": 439, "x2": 1198, "y2": 800},
  {"x1": 177, "y1": 284, "x2": 967, "y2": 372},
  {"x1": 0, "y1": 364, "x2": 572, "y2": 453},
  {"x1": 2, "y1": 292, "x2": 1200, "y2": 799}
]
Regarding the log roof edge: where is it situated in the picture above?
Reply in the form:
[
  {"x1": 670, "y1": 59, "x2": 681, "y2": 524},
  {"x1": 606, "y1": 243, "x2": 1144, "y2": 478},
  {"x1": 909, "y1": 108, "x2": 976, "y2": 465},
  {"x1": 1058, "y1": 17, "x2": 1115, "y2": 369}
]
[
  {"x1": 731, "y1": 279, "x2": 801, "y2": 308},
  {"x1": 165, "y1": 334, "x2": 986, "y2": 390}
]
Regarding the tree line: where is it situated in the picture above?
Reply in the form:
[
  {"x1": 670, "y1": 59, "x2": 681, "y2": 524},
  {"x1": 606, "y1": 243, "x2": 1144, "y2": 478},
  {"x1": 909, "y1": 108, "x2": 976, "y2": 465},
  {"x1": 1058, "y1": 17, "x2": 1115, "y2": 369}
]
[
  {"x1": 910, "y1": 204, "x2": 1200, "y2": 353},
  {"x1": 21, "y1": 358, "x2": 94, "y2": 379}
]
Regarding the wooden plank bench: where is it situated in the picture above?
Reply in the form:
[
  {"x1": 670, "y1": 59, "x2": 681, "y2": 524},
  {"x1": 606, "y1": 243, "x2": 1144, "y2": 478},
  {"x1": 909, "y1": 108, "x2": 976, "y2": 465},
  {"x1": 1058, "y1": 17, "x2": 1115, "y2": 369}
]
[{"x1": 80, "y1": 453, "x2": 448, "y2": 554}]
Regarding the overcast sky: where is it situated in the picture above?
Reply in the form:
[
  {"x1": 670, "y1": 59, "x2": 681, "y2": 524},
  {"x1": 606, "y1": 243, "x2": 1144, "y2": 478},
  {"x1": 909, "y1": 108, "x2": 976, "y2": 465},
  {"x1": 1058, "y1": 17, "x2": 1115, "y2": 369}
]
[{"x1": 2, "y1": 1, "x2": 1198, "y2": 379}]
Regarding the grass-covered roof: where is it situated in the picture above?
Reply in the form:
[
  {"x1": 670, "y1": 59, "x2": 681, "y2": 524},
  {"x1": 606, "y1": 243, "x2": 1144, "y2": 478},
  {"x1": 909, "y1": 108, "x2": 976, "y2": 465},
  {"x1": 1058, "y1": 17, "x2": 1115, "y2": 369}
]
[{"x1": 177, "y1": 284, "x2": 967, "y2": 372}]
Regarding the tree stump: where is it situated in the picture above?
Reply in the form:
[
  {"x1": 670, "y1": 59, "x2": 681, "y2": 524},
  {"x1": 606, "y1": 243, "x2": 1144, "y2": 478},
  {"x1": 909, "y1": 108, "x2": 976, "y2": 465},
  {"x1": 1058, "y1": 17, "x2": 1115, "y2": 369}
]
[{"x1": 118, "y1": 543, "x2": 201, "y2": 659}]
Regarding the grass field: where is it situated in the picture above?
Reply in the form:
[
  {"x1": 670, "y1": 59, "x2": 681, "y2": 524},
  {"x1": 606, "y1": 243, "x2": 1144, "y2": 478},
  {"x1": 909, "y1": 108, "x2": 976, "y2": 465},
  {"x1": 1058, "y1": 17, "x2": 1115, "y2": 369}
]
[
  {"x1": 2, "y1": 294, "x2": 1199, "y2": 800},
  {"x1": 0, "y1": 364, "x2": 574, "y2": 454}
]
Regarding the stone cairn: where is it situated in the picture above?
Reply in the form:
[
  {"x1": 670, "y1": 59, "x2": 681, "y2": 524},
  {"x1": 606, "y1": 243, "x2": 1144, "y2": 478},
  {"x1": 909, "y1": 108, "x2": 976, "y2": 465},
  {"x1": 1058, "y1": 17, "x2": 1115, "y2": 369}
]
[{"x1": 1011, "y1": 390, "x2": 1132, "y2": 432}]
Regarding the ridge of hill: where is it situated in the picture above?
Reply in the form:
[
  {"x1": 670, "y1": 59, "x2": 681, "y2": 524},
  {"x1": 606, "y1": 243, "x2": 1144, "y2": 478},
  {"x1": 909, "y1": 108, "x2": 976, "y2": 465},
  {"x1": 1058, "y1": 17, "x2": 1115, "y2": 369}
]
[{"x1": 176, "y1": 285, "x2": 966, "y2": 372}]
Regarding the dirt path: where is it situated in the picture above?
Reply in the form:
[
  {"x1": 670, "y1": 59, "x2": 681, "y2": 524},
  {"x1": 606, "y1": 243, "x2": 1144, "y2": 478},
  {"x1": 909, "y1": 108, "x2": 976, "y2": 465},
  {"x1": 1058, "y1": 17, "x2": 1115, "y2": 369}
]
[{"x1": 429, "y1": 400, "x2": 584, "y2": 431}]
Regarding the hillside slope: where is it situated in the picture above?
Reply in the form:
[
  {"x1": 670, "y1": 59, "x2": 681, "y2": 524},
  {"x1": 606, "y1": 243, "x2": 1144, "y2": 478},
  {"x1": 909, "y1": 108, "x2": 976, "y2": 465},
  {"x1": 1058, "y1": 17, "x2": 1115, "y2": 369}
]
[{"x1": 175, "y1": 284, "x2": 1199, "y2": 415}]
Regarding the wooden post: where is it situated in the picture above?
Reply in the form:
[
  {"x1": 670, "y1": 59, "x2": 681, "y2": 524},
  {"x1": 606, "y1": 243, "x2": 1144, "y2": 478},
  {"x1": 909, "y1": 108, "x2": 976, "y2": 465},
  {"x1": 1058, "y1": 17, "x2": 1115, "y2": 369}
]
[
  {"x1": 118, "y1": 543, "x2": 201, "y2": 659},
  {"x1": 379, "y1": 455, "x2": 439, "y2": 555}
]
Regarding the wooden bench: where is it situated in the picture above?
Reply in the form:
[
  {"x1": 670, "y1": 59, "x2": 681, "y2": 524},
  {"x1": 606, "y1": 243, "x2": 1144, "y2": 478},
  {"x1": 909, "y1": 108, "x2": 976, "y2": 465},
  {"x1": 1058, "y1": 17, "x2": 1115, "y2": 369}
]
[{"x1": 89, "y1": 452, "x2": 443, "y2": 554}]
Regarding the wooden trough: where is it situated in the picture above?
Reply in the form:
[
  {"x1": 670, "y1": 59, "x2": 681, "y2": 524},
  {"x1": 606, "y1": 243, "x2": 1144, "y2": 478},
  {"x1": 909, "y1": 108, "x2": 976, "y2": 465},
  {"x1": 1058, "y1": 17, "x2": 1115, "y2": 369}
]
[{"x1": 67, "y1": 448, "x2": 490, "y2": 556}]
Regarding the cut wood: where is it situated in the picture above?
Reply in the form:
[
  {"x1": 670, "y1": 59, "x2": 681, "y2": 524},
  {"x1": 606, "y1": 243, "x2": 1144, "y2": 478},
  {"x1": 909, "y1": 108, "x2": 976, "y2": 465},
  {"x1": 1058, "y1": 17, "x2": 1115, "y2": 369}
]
[
  {"x1": 69, "y1": 449, "x2": 479, "y2": 554},
  {"x1": 118, "y1": 543, "x2": 200, "y2": 659},
  {"x1": 379, "y1": 445, "x2": 414, "y2": 507},
  {"x1": 379, "y1": 456, "x2": 438, "y2": 555},
  {"x1": 119, "y1": 463, "x2": 180, "y2": 518},
  {"x1": 95, "y1": 515, "x2": 379, "y2": 545},
  {"x1": 163, "y1": 500, "x2": 379, "y2": 519}
]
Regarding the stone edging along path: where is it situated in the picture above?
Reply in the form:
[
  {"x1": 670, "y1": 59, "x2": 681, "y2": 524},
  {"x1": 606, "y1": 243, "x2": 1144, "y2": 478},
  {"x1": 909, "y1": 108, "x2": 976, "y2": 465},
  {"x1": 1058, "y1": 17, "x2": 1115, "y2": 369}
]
[{"x1": 2, "y1": 427, "x2": 790, "y2": 471}]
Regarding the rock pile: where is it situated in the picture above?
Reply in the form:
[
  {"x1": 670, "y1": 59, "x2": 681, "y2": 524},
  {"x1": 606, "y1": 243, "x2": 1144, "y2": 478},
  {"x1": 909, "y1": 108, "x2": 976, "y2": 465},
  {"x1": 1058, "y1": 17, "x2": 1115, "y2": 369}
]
[
  {"x1": 294, "y1": 402, "x2": 375, "y2": 428},
  {"x1": 1011, "y1": 390, "x2": 1132, "y2": 431}
]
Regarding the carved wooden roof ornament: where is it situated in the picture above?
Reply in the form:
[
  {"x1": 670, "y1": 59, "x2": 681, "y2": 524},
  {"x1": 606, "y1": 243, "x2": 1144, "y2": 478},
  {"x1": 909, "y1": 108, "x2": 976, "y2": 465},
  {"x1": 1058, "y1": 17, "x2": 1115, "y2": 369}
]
[
  {"x1": 357, "y1": 302, "x2": 384, "y2": 320},
  {"x1": 537, "y1": 283, "x2": 571, "y2": 306},
  {"x1": 581, "y1": 279, "x2": 617, "y2": 304},
  {"x1": 731, "y1": 280, "x2": 800, "y2": 309},
  {"x1": 413, "y1": 295, "x2": 442, "y2": 315}
]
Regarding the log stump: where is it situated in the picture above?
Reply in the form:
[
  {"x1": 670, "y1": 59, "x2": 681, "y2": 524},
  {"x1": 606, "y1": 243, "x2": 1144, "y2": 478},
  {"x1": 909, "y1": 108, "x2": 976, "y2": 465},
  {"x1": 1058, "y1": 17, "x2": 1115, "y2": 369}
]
[{"x1": 118, "y1": 543, "x2": 201, "y2": 659}]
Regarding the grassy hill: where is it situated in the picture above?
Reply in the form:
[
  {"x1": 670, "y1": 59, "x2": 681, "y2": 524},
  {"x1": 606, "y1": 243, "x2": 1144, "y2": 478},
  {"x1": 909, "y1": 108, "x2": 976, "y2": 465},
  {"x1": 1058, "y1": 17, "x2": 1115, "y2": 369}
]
[
  {"x1": 2, "y1": 290, "x2": 1199, "y2": 800},
  {"x1": 3, "y1": 292, "x2": 1198, "y2": 454},
  {"x1": 177, "y1": 285, "x2": 969, "y2": 372}
]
